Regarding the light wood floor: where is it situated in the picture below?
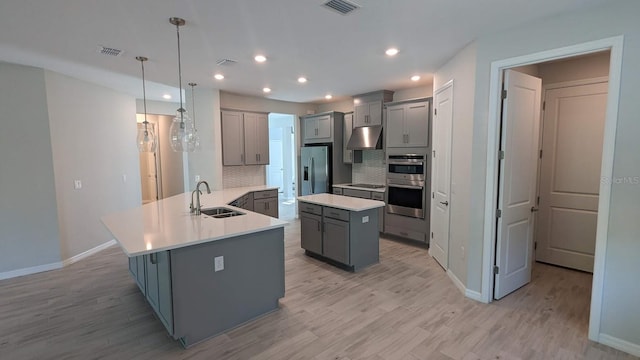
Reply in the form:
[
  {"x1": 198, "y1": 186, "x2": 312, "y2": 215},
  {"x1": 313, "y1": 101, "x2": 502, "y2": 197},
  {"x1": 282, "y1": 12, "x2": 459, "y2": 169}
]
[{"x1": 0, "y1": 219, "x2": 636, "y2": 360}]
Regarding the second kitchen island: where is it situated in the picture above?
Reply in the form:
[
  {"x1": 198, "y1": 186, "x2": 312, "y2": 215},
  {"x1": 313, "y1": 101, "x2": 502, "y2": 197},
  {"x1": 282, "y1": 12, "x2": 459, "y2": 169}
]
[{"x1": 297, "y1": 193, "x2": 385, "y2": 271}]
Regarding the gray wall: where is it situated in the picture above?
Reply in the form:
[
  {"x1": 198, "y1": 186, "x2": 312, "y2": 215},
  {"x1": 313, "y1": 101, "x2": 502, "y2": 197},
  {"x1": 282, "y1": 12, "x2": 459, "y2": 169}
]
[
  {"x1": 433, "y1": 42, "x2": 477, "y2": 287},
  {"x1": 466, "y1": 0, "x2": 640, "y2": 346},
  {"x1": 0, "y1": 62, "x2": 61, "y2": 273},
  {"x1": 44, "y1": 71, "x2": 141, "y2": 261}
]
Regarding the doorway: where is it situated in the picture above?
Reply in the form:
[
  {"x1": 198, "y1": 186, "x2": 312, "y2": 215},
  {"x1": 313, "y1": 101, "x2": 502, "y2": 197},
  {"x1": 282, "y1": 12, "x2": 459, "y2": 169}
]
[
  {"x1": 267, "y1": 113, "x2": 297, "y2": 220},
  {"x1": 136, "y1": 113, "x2": 185, "y2": 204},
  {"x1": 482, "y1": 36, "x2": 623, "y2": 341}
]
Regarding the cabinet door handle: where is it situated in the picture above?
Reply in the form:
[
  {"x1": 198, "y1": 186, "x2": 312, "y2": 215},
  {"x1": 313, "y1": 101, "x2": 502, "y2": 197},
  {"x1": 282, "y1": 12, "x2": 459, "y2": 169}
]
[{"x1": 317, "y1": 221, "x2": 320, "y2": 232}]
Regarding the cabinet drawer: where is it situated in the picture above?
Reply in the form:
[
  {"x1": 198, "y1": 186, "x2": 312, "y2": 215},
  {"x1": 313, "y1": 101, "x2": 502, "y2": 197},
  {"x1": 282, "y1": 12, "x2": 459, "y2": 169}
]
[
  {"x1": 323, "y1": 207, "x2": 349, "y2": 222},
  {"x1": 371, "y1": 192, "x2": 385, "y2": 201},
  {"x1": 342, "y1": 188, "x2": 372, "y2": 199},
  {"x1": 299, "y1": 202, "x2": 322, "y2": 216},
  {"x1": 385, "y1": 224, "x2": 426, "y2": 242},
  {"x1": 253, "y1": 189, "x2": 278, "y2": 200},
  {"x1": 333, "y1": 187, "x2": 343, "y2": 195}
]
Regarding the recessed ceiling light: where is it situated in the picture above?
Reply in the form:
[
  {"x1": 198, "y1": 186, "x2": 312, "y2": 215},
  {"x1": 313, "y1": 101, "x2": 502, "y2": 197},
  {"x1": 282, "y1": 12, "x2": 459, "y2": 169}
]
[
  {"x1": 325, "y1": 94, "x2": 333, "y2": 100},
  {"x1": 263, "y1": 87, "x2": 271, "y2": 93},
  {"x1": 411, "y1": 75, "x2": 421, "y2": 81},
  {"x1": 385, "y1": 48, "x2": 399, "y2": 56},
  {"x1": 162, "y1": 94, "x2": 172, "y2": 100},
  {"x1": 353, "y1": 99, "x2": 361, "y2": 104},
  {"x1": 254, "y1": 55, "x2": 267, "y2": 63},
  {"x1": 214, "y1": 73, "x2": 224, "y2": 80},
  {"x1": 298, "y1": 77, "x2": 307, "y2": 83}
]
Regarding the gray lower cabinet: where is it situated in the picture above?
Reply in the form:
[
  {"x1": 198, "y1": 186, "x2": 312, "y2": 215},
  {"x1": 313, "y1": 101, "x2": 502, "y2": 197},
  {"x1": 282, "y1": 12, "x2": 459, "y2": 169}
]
[
  {"x1": 128, "y1": 228, "x2": 285, "y2": 348},
  {"x1": 299, "y1": 201, "x2": 378, "y2": 271},
  {"x1": 129, "y1": 255, "x2": 146, "y2": 294},
  {"x1": 145, "y1": 251, "x2": 173, "y2": 335},
  {"x1": 252, "y1": 189, "x2": 279, "y2": 218},
  {"x1": 300, "y1": 211, "x2": 322, "y2": 254},
  {"x1": 322, "y1": 217, "x2": 349, "y2": 264}
]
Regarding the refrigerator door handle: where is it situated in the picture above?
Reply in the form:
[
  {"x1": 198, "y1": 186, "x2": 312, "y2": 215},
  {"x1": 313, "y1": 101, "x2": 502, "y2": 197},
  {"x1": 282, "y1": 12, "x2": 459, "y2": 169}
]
[{"x1": 310, "y1": 157, "x2": 315, "y2": 193}]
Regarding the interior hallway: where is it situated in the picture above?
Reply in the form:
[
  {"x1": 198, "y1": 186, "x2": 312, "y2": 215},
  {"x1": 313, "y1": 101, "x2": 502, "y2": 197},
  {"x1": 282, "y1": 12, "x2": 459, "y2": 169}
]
[{"x1": 0, "y1": 219, "x2": 635, "y2": 359}]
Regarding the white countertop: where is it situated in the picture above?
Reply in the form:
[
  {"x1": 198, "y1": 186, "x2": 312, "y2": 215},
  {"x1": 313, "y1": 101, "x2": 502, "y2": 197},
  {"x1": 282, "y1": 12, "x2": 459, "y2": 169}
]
[
  {"x1": 101, "y1": 186, "x2": 287, "y2": 257},
  {"x1": 333, "y1": 183, "x2": 386, "y2": 193},
  {"x1": 297, "y1": 193, "x2": 385, "y2": 211}
]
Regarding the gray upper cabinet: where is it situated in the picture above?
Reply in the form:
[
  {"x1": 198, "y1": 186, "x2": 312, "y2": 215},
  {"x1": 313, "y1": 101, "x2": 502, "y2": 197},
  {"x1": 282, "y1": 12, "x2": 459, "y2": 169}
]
[
  {"x1": 303, "y1": 114, "x2": 332, "y2": 143},
  {"x1": 221, "y1": 110, "x2": 269, "y2": 165},
  {"x1": 243, "y1": 112, "x2": 269, "y2": 165},
  {"x1": 221, "y1": 110, "x2": 245, "y2": 165},
  {"x1": 343, "y1": 113, "x2": 354, "y2": 164},
  {"x1": 354, "y1": 100, "x2": 382, "y2": 127},
  {"x1": 385, "y1": 99, "x2": 431, "y2": 148}
]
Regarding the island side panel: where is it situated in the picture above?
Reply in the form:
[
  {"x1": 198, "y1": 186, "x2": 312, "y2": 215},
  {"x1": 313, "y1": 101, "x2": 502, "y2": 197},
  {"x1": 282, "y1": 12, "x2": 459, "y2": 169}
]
[
  {"x1": 170, "y1": 227, "x2": 285, "y2": 347},
  {"x1": 349, "y1": 208, "x2": 379, "y2": 271}
]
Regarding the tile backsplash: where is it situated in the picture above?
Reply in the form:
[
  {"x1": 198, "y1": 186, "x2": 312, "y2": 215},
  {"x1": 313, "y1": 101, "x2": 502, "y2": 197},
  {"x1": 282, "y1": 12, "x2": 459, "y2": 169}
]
[
  {"x1": 223, "y1": 165, "x2": 265, "y2": 188},
  {"x1": 352, "y1": 150, "x2": 385, "y2": 185}
]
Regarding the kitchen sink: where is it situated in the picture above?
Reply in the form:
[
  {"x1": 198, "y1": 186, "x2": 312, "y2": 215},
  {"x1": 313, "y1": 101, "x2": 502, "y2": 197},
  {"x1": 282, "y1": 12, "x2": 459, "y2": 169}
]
[{"x1": 200, "y1": 207, "x2": 245, "y2": 218}]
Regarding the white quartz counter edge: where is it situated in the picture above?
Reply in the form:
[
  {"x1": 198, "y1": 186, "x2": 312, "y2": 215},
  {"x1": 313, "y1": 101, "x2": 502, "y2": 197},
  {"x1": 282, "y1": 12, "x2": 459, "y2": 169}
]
[
  {"x1": 101, "y1": 185, "x2": 287, "y2": 257},
  {"x1": 333, "y1": 183, "x2": 386, "y2": 193},
  {"x1": 297, "y1": 193, "x2": 384, "y2": 212}
]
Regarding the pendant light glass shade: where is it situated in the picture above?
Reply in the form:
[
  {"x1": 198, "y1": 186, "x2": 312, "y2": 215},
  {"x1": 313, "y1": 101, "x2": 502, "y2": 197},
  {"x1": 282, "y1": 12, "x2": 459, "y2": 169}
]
[
  {"x1": 136, "y1": 56, "x2": 156, "y2": 153},
  {"x1": 168, "y1": 17, "x2": 196, "y2": 152},
  {"x1": 169, "y1": 108, "x2": 197, "y2": 152}
]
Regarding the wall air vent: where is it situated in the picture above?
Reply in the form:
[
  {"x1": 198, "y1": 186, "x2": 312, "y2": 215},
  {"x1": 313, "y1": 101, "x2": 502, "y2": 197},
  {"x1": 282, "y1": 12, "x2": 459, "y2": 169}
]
[
  {"x1": 97, "y1": 46, "x2": 123, "y2": 57},
  {"x1": 216, "y1": 58, "x2": 238, "y2": 66},
  {"x1": 322, "y1": 0, "x2": 360, "y2": 15}
]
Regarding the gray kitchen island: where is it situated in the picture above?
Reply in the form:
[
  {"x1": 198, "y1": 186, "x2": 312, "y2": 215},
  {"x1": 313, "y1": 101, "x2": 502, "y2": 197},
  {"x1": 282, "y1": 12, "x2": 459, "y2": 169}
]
[
  {"x1": 297, "y1": 193, "x2": 385, "y2": 271},
  {"x1": 101, "y1": 186, "x2": 287, "y2": 348}
]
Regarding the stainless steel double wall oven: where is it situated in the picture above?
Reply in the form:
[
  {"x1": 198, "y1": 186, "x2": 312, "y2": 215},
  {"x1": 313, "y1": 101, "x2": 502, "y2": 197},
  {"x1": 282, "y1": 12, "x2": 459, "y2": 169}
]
[{"x1": 386, "y1": 154, "x2": 427, "y2": 219}]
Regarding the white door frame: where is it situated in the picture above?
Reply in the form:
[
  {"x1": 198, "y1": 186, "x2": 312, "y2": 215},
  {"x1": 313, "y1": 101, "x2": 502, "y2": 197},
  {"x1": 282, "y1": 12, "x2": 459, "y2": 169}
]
[{"x1": 480, "y1": 36, "x2": 624, "y2": 342}]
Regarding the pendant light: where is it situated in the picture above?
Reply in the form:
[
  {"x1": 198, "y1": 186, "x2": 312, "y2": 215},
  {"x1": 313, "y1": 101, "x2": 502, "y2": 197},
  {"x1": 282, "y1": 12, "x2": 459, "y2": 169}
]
[
  {"x1": 168, "y1": 17, "x2": 196, "y2": 152},
  {"x1": 188, "y1": 82, "x2": 201, "y2": 151},
  {"x1": 136, "y1": 56, "x2": 157, "y2": 152}
]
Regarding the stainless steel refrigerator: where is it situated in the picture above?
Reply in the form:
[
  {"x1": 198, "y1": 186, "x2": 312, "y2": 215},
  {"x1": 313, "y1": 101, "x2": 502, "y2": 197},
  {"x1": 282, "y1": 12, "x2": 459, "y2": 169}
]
[{"x1": 301, "y1": 145, "x2": 330, "y2": 195}]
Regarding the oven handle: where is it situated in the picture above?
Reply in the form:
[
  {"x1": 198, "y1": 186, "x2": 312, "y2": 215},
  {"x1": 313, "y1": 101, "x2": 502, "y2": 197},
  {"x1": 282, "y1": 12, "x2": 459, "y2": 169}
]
[
  {"x1": 388, "y1": 161, "x2": 424, "y2": 166},
  {"x1": 388, "y1": 184, "x2": 423, "y2": 190}
]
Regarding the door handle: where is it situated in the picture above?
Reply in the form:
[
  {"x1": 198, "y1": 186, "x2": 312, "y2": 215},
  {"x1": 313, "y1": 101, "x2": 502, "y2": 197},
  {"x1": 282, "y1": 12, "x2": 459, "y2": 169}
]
[
  {"x1": 310, "y1": 157, "x2": 315, "y2": 193},
  {"x1": 440, "y1": 201, "x2": 449, "y2": 206},
  {"x1": 531, "y1": 206, "x2": 539, "y2": 212}
]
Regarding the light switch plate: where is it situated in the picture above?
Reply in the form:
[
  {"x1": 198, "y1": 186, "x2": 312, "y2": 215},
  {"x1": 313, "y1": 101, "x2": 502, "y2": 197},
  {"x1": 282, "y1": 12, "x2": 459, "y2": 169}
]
[
  {"x1": 73, "y1": 180, "x2": 82, "y2": 190},
  {"x1": 214, "y1": 256, "x2": 224, "y2": 272},
  {"x1": 362, "y1": 216, "x2": 369, "y2": 223},
  {"x1": 195, "y1": 175, "x2": 200, "y2": 182}
]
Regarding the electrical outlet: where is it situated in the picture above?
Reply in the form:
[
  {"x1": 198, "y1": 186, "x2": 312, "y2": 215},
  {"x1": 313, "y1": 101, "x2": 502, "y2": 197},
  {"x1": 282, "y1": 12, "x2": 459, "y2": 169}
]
[
  {"x1": 362, "y1": 216, "x2": 369, "y2": 223},
  {"x1": 214, "y1": 256, "x2": 224, "y2": 272},
  {"x1": 73, "y1": 180, "x2": 82, "y2": 190},
  {"x1": 195, "y1": 175, "x2": 200, "y2": 182}
]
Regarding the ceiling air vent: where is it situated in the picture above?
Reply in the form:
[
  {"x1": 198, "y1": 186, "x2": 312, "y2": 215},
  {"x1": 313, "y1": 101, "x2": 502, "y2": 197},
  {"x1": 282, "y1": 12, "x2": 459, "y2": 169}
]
[
  {"x1": 216, "y1": 58, "x2": 238, "y2": 66},
  {"x1": 322, "y1": 0, "x2": 360, "y2": 15},
  {"x1": 97, "y1": 45, "x2": 123, "y2": 57}
]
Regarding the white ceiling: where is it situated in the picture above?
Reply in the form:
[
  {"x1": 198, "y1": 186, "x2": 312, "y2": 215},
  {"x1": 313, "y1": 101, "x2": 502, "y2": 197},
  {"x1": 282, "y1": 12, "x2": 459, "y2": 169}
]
[{"x1": 0, "y1": 0, "x2": 609, "y2": 104}]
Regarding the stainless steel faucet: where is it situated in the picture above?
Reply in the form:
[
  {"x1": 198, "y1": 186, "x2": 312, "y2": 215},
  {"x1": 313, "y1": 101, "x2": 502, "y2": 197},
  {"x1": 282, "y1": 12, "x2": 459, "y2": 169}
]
[{"x1": 190, "y1": 180, "x2": 211, "y2": 215}]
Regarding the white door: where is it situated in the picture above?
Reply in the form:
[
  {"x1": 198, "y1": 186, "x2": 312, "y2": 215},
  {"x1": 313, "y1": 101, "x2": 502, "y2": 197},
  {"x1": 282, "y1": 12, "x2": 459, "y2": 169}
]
[
  {"x1": 430, "y1": 82, "x2": 453, "y2": 269},
  {"x1": 267, "y1": 128, "x2": 284, "y2": 192},
  {"x1": 138, "y1": 123, "x2": 158, "y2": 204},
  {"x1": 535, "y1": 80, "x2": 608, "y2": 272},
  {"x1": 495, "y1": 70, "x2": 542, "y2": 300}
]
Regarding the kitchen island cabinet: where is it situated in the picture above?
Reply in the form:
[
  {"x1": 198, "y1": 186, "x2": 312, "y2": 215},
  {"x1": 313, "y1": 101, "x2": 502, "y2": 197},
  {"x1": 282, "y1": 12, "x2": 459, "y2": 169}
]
[
  {"x1": 298, "y1": 194, "x2": 384, "y2": 271},
  {"x1": 102, "y1": 186, "x2": 286, "y2": 348}
]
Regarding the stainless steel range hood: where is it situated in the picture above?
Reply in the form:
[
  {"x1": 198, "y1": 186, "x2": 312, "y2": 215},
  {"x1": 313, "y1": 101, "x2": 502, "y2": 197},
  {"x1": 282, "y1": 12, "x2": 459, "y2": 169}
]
[{"x1": 346, "y1": 125, "x2": 383, "y2": 150}]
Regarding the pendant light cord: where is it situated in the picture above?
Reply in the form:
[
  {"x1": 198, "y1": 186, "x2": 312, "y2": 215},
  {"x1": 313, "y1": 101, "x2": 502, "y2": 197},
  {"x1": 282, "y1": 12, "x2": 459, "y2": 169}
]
[
  {"x1": 141, "y1": 59, "x2": 149, "y2": 131},
  {"x1": 176, "y1": 21, "x2": 185, "y2": 126},
  {"x1": 190, "y1": 83, "x2": 197, "y2": 129}
]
